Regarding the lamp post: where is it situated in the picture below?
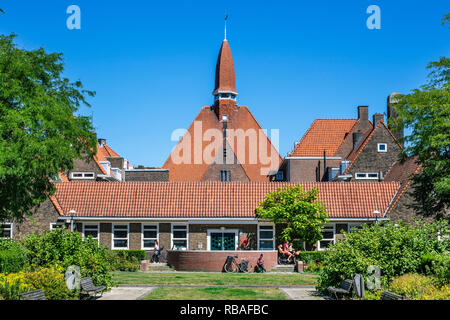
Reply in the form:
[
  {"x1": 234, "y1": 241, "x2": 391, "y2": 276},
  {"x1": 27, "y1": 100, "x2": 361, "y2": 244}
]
[
  {"x1": 372, "y1": 210, "x2": 380, "y2": 224},
  {"x1": 69, "y1": 210, "x2": 76, "y2": 232}
]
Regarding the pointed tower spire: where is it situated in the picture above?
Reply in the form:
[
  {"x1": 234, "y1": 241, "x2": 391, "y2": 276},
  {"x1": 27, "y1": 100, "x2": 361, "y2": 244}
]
[{"x1": 224, "y1": 13, "x2": 228, "y2": 40}]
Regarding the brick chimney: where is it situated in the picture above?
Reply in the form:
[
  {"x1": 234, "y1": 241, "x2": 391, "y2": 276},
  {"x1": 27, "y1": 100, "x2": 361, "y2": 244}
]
[{"x1": 372, "y1": 113, "x2": 384, "y2": 128}]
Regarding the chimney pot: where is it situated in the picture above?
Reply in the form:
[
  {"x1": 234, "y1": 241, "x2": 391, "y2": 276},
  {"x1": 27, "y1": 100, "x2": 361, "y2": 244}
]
[{"x1": 357, "y1": 106, "x2": 369, "y2": 121}]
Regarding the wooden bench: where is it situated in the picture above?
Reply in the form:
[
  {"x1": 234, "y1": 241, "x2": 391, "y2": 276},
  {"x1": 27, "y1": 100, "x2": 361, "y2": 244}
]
[
  {"x1": 81, "y1": 277, "x2": 106, "y2": 298},
  {"x1": 20, "y1": 289, "x2": 46, "y2": 300},
  {"x1": 327, "y1": 279, "x2": 353, "y2": 300},
  {"x1": 381, "y1": 291, "x2": 404, "y2": 300}
]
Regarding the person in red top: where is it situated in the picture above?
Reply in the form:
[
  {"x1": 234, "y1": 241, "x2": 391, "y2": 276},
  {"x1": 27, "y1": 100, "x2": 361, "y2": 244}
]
[{"x1": 256, "y1": 254, "x2": 266, "y2": 272}]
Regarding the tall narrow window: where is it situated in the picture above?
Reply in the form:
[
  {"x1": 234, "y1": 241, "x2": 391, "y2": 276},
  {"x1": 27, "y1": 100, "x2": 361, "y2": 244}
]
[
  {"x1": 0, "y1": 223, "x2": 12, "y2": 238},
  {"x1": 83, "y1": 224, "x2": 99, "y2": 243},
  {"x1": 112, "y1": 224, "x2": 128, "y2": 249},
  {"x1": 318, "y1": 225, "x2": 335, "y2": 250},
  {"x1": 171, "y1": 225, "x2": 188, "y2": 250},
  {"x1": 220, "y1": 170, "x2": 231, "y2": 182},
  {"x1": 258, "y1": 225, "x2": 275, "y2": 250},
  {"x1": 142, "y1": 224, "x2": 158, "y2": 249}
]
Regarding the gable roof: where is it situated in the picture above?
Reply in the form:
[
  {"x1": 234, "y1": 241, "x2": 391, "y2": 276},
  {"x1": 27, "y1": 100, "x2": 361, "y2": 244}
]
[
  {"x1": 290, "y1": 119, "x2": 358, "y2": 157},
  {"x1": 343, "y1": 120, "x2": 403, "y2": 174},
  {"x1": 162, "y1": 106, "x2": 282, "y2": 181},
  {"x1": 52, "y1": 181, "x2": 400, "y2": 219}
]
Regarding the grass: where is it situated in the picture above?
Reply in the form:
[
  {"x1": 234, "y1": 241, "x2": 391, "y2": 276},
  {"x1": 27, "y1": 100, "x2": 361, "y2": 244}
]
[
  {"x1": 143, "y1": 287, "x2": 288, "y2": 300},
  {"x1": 113, "y1": 271, "x2": 318, "y2": 286}
]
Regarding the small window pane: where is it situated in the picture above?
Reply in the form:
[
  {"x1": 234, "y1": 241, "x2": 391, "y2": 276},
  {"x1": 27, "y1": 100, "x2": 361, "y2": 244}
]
[
  {"x1": 173, "y1": 240, "x2": 187, "y2": 249},
  {"x1": 114, "y1": 240, "x2": 128, "y2": 248},
  {"x1": 173, "y1": 230, "x2": 187, "y2": 239},
  {"x1": 144, "y1": 230, "x2": 157, "y2": 239},
  {"x1": 143, "y1": 240, "x2": 156, "y2": 248},
  {"x1": 259, "y1": 240, "x2": 274, "y2": 250},
  {"x1": 114, "y1": 230, "x2": 127, "y2": 238},
  {"x1": 259, "y1": 230, "x2": 273, "y2": 239}
]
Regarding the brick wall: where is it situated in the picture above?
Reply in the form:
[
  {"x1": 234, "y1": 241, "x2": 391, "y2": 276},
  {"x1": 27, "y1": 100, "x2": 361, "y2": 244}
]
[
  {"x1": 287, "y1": 159, "x2": 341, "y2": 182},
  {"x1": 168, "y1": 250, "x2": 277, "y2": 271},
  {"x1": 68, "y1": 155, "x2": 104, "y2": 180}
]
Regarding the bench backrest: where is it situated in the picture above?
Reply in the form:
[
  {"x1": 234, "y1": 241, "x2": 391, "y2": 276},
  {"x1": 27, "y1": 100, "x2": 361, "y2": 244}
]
[
  {"x1": 340, "y1": 279, "x2": 353, "y2": 291},
  {"x1": 381, "y1": 291, "x2": 403, "y2": 300},
  {"x1": 81, "y1": 277, "x2": 96, "y2": 290},
  {"x1": 20, "y1": 289, "x2": 46, "y2": 300}
]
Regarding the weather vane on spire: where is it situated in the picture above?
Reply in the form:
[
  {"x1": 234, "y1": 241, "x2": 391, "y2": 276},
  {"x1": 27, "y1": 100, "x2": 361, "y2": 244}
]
[{"x1": 224, "y1": 12, "x2": 228, "y2": 40}]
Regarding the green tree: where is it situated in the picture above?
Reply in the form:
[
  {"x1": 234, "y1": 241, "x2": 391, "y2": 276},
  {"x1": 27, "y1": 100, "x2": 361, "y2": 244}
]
[
  {"x1": 390, "y1": 56, "x2": 449, "y2": 218},
  {"x1": 0, "y1": 34, "x2": 97, "y2": 222},
  {"x1": 255, "y1": 184, "x2": 328, "y2": 246}
]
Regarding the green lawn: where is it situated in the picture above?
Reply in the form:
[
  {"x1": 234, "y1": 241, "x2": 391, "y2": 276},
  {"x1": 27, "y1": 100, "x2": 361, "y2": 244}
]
[
  {"x1": 143, "y1": 287, "x2": 288, "y2": 300},
  {"x1": 113, "y1": 271, "x2": 318, "y2": 286}
]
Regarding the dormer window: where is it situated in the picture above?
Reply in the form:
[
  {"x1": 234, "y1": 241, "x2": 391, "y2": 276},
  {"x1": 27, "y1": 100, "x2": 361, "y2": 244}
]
[
  {"x1": 70, "y1": 172, "x2": 95, "y2": 180},
  {"x1": 377, "y1": 143, "x2": 387, "y2": 152}
]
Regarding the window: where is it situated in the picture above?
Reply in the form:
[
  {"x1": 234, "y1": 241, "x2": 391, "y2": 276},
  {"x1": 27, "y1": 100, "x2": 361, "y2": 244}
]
[
  {"x1": 70, "y1": 172, "x2": 95, "y2": 180},
  {"x1": 0, "y1": 223, "x2": 12, "y2": 238},
  {"x1": 83, "y1": 224, "x2": 99, "y2": 243},
  {"x1": 258, "y1": 225, "x2": 275, "y2": 250},
  {"x1": 112, "y1": 224, "x2": 128, "y2": 249},
  {"x1": 50, "y1": 222, "x2": 65, "y2": 231},
  {"x1": 377, "y1": 143, "x2": 387, "y2": 152},
  {"x1": 208, "y1": 230, "x2": 238, "y2": 251},
  {"x1": 142, "y1": 224, "x2": 158, "y2": 249},
  {"x1": 348, "y1": 224, "x2": 363, "y2": 233},
  {"x1": 171, "y1": 224, "x2": 188, "y2": 250},
  {"x1": 355, "y1": 172, "x2": 379, "y2": 180},
  {"x1": 220, "y1": 170, "x2": 231, "y2": 182},
  {"x1": 318, "y1": 225, "x2": 335, "y2": 250},
  {"x1": 275, "y1": 171, "x2": 284, "y2": 181}
]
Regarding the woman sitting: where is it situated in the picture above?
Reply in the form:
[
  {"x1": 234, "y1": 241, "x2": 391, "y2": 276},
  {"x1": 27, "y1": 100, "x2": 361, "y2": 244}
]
[{"x1": 255, "y1": 254, "x2": 266, "y2": 273}]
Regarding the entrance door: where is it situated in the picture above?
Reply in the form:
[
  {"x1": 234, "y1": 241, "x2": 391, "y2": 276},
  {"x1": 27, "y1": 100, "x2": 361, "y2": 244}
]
[{"x1": 210, "y1": 231, "x2": 237, "y2": 250}]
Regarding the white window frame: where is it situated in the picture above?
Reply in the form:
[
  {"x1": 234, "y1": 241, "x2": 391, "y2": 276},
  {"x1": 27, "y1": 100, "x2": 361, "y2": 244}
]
[
  {"x1": 377, "y1": 143, "x2": 387, "y2": 152},
  {"x1": 317, "y1": 224, "x2": 335, "y2": 251},
  {"x1": 355, "y1": 172, "x2": 379, "y2": 180},
  {"x1": 171, "y1": 223, "x2": 188, "y2": 250},
  {"x1": 70, "y1": 172, "x2": 95, "y2": 180},
  {"x1": 82, "y1": 223, "x2": 100, "y2": 244},
  {"x1": 50, "y1": 222, "x2": 65, "y2": 231},
  {"x1": 141, "y1": 224, "x2": 159, "y2": 250},
  {"x1": 112, "y1": 224, "x2": 129, "y2": 250},
  {"x1": 0, "y1": 223, "x2": 13, "y2": 239},
  {"x1": 207, "y1": 229, "x2": 239, "y2": 251},
  {"x1": 257, "y1": 223, "x2": 275, "y2": 250}
]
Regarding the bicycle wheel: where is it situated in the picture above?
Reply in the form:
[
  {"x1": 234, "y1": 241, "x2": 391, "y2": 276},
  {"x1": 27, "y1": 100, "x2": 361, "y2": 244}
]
[
  {"x1": 224, "y1": 261, "x2": 238, "y2": 273},
  {"x1": 244, "y1": 262, "x2": 252, "y2": 273}
]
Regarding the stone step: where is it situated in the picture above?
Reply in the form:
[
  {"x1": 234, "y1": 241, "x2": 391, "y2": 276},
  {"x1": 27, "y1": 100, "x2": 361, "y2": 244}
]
[
  {"x1": 270, "y1": 264, "x2": 296, "y2": 272},
  {"x1": 140, "y1": 261, "x2": 175, "y2": 272}
]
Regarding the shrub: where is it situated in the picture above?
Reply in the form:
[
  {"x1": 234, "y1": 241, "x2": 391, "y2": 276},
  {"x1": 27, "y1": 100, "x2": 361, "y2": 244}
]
[
  {"x1": 316, "y1": 219, "x2": 449, "y2": 293},
  {"x1": 0, "y1": 239, "x2": 27, "y2": 273},
  {"x1": 420, "y1": 252, "x2": 450, "y2": 286},
  {"x1": 21, "y1": 229, "x2": 113, "y2": 288},
  {"x1": 23, "y1": 266, "x2": 77, "y2": 300},
  {"x1": 389, "y1": 273, "x2": 435, "y2": 299},
  {"x1": 303, "y1": 260, "x2": 321, "y2": 273},
  {"x1": 0, "y1": 272, "x2": 32, "y2": 300},
  {"x1": 114, "y1": 250, "x2": 146, "y2": 262},
  {"x1": 298, "y1": 251, "x2": 326, "y2": 263},
  {"x1": 416, "y1": 285, "x2": 450, "y2": 300},
  {"x1": 104, "y1": 250, "x2": 139, "y2": 272}
]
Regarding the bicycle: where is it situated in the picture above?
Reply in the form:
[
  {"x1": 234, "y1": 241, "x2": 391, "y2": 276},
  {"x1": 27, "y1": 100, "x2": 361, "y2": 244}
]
[{"x1": 223, "y1": 255, "x2": 252, "y2": 273}]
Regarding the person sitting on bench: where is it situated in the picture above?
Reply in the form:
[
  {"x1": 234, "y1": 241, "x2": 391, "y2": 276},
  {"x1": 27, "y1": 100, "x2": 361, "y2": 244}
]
[{"x1": 279, "y1": 242, "x2": 294, "y2": 262}]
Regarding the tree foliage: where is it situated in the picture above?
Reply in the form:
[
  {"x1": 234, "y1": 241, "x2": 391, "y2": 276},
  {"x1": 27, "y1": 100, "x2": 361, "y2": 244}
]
[
  {"x1": 0, "y1": 34, "x2": 97, "y2": 221},
  {"x1": 390, "y1": 56, "x2": 450, "y2": 218},
  {"x1": 255, "y1": 184, "x2": 328, "y2": 245}
]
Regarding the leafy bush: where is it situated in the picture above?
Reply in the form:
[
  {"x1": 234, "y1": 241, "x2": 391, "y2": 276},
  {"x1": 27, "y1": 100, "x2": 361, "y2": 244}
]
[
  {"x1": 0, "y1": 272, "x2": 32, "y2": 300},
  {"x1": 23, "y1": 266, "x2": 77, "y2": 300},
  {"x1": 114, "y1": 250, "x2": 146, "y2": 262},
  {"x1": 416, "y1": 285, "x2": 450, "y2": 300},
  {"x1": 420, "y1": 252, "x2": 450, "y2": 286},
  {"x1": 298, "y1": 251, "x2": 326, "y2": 263},
  {"x1": 0, "y1": 240, "x2": 27, "y2": 273},
  {"x1": 303, "y1": 260, "x2": 322, "y2": 273},
  {"x1": 104, "y1": 250, "x2": 139, "y2": 272},
  {"x1": 21, "y1": 229, "x2": 113, "y2": 288},
  {"x1": 316, "y1": 219, "x2": 449, "y2": 293},
  {"x1": 390, "y1": 273, "x2": 435, "y2": 299}
]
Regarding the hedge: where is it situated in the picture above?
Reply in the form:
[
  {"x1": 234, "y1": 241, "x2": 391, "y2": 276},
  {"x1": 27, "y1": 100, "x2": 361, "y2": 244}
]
[
  {"x1": 298, "y1": 251, "x2": 326, "y2": 263},
  {"x1": 0, "y1": 240, "x2": 27, "y2": 273},
  {"x1": 113, "y1": 250, "x2": 146, "y2": 261}
]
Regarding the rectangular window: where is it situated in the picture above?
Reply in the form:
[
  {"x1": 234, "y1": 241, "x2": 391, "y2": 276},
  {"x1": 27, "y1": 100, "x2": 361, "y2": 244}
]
[
  {"x1": 377, "y1": 143, "x2": 387, "y2": 152},
  {"x1": 112, "y1": 224, "x2": 128, "y2": 249},
  {"x1": 70, "y1": 172, "x2": 95, "y2": 180},
  {"x1": 83, "y1": 224, "x2": 99, "y2": 243},
  {"x1": 209, "y1": 231, "x2": 237, "y2": 251},
  {"x1": 50, "y1": 222, "x2": 65, "y2": 231},
  {"x1": 355, "y1": 172, "x2": 379, "y2": 180},
  {"x1": 349, "y1": 224, "x2": 363, "y2": 233},
  {"x1": 258, "y1": 225, "x2": 275, "y2": 250},
  {"x1": 0, "y1": 223, "x2": 12, "y2": 238},
  {"x1": 220, "y1": 170, "x2": 231, "y2": 182},
  {"x1": 318, "y1": 225, "x2": 335, "y2": 250},
  {"x1": 142, "y1": 224, "x2": 158, "y2": 249},
  {"x1": 171, "y1": 224, "x2": 188, "y2": 250}
]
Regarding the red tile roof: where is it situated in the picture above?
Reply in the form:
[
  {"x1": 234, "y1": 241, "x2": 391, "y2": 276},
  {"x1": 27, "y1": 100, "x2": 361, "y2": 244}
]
[
  {"x1": 290, "y1": 119, "x2": 358, "y2": 157},
  {"x1": 52, "y1": 181, "x2": 400, "y2": 219},
  {"x1": 214, "y1": 40, "x2": 237, "y2": 94}
]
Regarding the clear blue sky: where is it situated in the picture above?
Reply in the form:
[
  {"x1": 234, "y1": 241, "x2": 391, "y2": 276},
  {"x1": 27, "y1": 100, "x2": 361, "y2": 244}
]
[{"x1": 1, "y1": 1, "x2": 449, "y2": 167}]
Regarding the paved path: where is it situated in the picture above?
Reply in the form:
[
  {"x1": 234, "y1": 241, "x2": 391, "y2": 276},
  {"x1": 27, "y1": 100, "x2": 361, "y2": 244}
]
[
  {"x1": 280, "y1": 288, "x2": 329, "y2": 300},
  {"x1": 98, "y1": 287, "x2": 155, "y2": 300}
]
